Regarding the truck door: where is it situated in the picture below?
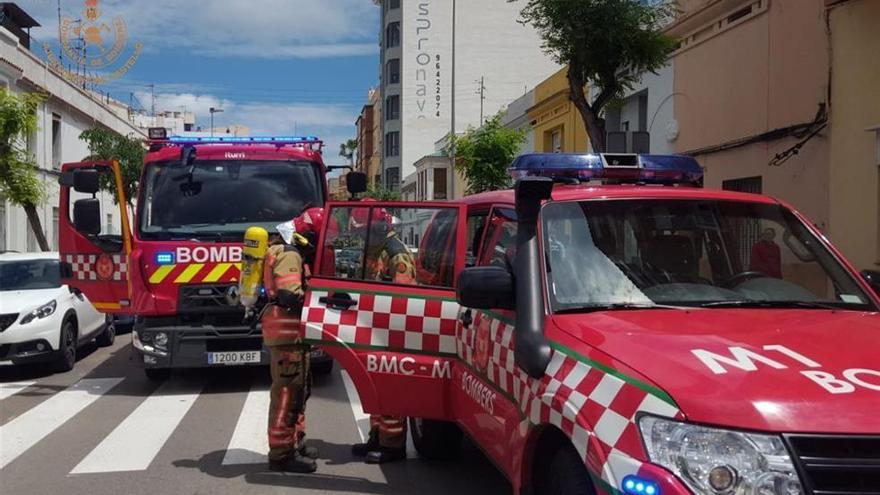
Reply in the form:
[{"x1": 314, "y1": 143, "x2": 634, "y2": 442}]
[
  {"x1": 456, "y1": 206, "x2": 520, "y2": 464},
  {"x1": 58, "y1": 161, "x2": 135, "y2": 315},
  {"x1": 303, "y1": 201, "x2": 467, "y2": 420}
]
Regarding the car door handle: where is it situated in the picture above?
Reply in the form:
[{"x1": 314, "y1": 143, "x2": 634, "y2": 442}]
[
  {"x1": 460, "y1": 309, "x2": 473, "y2": 329},
  {"x1": 319, "y1": 292, "x2": 357, "y2": 310}
]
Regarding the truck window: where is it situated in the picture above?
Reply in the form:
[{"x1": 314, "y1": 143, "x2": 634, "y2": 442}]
[
  {"x1": 319, "y1": 205, "x2": 460, "y2": 288},
  {"x1": 138, "y1": 160, "x2": 322, "y2": 240},
  {"x1": 66, "y1": 167, "x2": 128, "y2": 253},
  {"x1": 541, "y1": 199, "x2": 874, "y2": 311},
  {"x1": 465, "y1": 211, "x2": 488, "y2": 267},
  {"x1": 478, "y1": 208, "x2": 517, "y2": 270}
]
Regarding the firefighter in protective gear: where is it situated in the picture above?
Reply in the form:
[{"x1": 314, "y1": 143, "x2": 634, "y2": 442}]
[
  {"x1": 349, "y1": 202, "x2": 415, "y2": 464},
  {"x1": 258, "y1": 208, "x2": 328, "y2": 473}
]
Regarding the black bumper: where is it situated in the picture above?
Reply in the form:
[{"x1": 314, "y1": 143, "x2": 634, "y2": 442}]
[
  {"x1": 131, "y1": 319, "x2": 332, "y2": 369},
  {"x1": 0, "y1": 339, "x2": 58, "y2": 365}
]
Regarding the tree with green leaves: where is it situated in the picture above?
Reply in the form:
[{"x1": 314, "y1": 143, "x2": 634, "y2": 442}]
[
  {"x1": 518, "y1": 0, "x2": 677, "y2": 152},
  {"x1": 338, "y1": 138, "x2": 358, "y2": 166},
  {"x1": 79, "y1": 127, "x2": 145, "y2": 208},
  {"x1": 363, "y1": 182, "x2": 401, "y2": 201},
  {"x1": 453, "y1": 112, "x2": 526, "y2": 194},
  {"x1": 0, "y1": 89, "x2": 49, "y2": 251}
]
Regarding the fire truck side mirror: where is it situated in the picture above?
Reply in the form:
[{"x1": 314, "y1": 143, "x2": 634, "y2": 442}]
[
  {"x1": 456, "y1": 266, "x2": 515, "y2": 310},
  {"x1": 346, "y1": 171, "x2": 367, "y2": 195},
  {"x1": 73, "y1": 198, "x2": 102, "y2": 236},
  {"x1": 862, "y1": 269, "x2": 880, "y2": 296},
  {"x1": 72, "y1": 169, "x2": 101, "y2": 194}
]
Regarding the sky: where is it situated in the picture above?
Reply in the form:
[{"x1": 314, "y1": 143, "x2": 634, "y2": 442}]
[{"x1": 20, "y1": 0, "x2": 380, "y2": 166}]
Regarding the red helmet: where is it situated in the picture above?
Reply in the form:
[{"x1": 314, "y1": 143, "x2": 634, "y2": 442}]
[
  {"x1": 292, "y1": 207, "x2": 325, "y2": 235},
  {"x1": 350, "y1": 198, "x2": 392, "y2": 229}
]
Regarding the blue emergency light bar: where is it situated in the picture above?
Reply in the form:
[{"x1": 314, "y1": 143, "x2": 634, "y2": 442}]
[
  {"x1": 165, "y1": 135, "x2": 322, "y2": 145},
  {"x1": 510, "y1": 153, "x2": 703, "y2": 186}
]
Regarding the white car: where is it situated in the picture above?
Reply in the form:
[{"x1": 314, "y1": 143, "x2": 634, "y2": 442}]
[{"x1": 0, "y1": 251, "x2": 114, "y2": 372}]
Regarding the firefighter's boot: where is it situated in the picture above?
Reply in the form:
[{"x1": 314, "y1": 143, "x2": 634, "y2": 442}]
[
  {"x1": 352, "y1": 428, "x2": 379, "y2": 457},
  {"x1": 365, "y1": 446, "x2": 407, "y2": 464},
  {"x1": 299, "y1": 444, "x2": 319, "y2": 459},
  {"x1": 268, "y1": 453, "x2": 317, "y2": 473}
]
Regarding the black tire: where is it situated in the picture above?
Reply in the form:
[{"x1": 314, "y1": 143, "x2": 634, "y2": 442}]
[
  {"x1": 144, "y1": 368, "x2": 171, "y2": 381},
  {"x1": 311, "y1": 360, "x2": 334, "y2": 376},
  {"x1": 95, "y1": 319, "x2": 115, "y2": 347},
  {"x1": 534, "y1": 442, "x2": 594, "y2": 495},
  {"x1": 409, "y1": 417, "x2": 463, "y2": 460},
  {"x1": 54, "y1": 320, "x2": 77, "y2": 373}
]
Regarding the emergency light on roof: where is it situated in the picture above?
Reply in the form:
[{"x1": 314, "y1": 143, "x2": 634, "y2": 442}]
[
  {"x1": 509, "y1": 153, "x2": 703, "y2": 186},
  {"x1": 166, "y1": 136, "x2": 322, "y2": 145}
]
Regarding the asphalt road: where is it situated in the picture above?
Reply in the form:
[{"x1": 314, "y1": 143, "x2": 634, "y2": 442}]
[{"x1": 0, "y1": 331, "x2": 510, "y2": 495}]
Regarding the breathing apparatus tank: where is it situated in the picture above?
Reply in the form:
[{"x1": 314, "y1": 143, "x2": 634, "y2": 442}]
[{"x1": 240, "y1": 226, "x2": 269, "y2": 310}]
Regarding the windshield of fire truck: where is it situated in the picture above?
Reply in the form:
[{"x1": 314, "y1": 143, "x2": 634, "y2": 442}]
[
  {"x1": 138, "y1": 160, "x2": 322, "y2": 239},
  {"x1": 541, "y1": 199, "x2": 874, "y2": 312}
]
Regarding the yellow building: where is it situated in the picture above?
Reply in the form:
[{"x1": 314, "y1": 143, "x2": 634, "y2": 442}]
[
  {"x1": 527, "y1": 67, "x2": 590, "y2": 153},
  {"x1": 826, "y1": 0, "x2": 880, "y2": 271}
]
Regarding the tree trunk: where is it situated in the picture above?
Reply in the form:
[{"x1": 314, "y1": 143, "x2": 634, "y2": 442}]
[
  {"x1": 566, "y1": 66, "x2": 608, "y2": 153},
  {"x1": 23, "y1": 203, "x2": 50, "y2": 252}
]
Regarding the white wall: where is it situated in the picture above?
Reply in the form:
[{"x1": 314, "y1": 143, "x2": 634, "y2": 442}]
[
  {"x1": 397, "y1": 0, "x2": 559, "y2": 180},
  {"x1": 503, "y1": 90, "x2": 536, "y2": 154},
  {"x1": 631, "y1": 62, "x2": 676, "y2": 155}
]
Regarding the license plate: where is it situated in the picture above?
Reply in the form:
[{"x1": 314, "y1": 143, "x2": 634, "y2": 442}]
[{"x1": 207, "y1": 351, "x2": 261, "y2": 365}]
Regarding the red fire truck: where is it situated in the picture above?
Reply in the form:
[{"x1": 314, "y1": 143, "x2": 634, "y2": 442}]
[
  {"x1": 296, "y1": 153, "x2": 880, "y2": 495},
  {"x1": 57, "y1": 130, "x2": 365, "y2": 380}
]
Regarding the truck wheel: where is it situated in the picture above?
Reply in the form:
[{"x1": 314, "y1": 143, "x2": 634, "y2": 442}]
[
  {"x1": 534, "y1": 442, "x2": 594, "y2": 495},
  {"x1": 144, "y1": 368, "x2": 171, "y2": 381},
  {"x1": 409, "y1": 417, "x2": 462, "y2": 460},
  {"x1": 311, "y1": 360, "x2": 334, "y2": 376},
  {"x1": 95, "y1": 319, "x2": 115, "y2": 347}
]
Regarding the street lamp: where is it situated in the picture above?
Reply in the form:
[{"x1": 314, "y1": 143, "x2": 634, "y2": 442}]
[{"x1": 209, "y1": 107, "x2": 224, "y2": 137}]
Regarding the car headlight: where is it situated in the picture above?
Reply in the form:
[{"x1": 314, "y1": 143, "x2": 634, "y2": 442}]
[
  {"x1": 20, "y1": 300, "x2": 58, "y2": 325},
  {"x1": 639, "y1": 416, "x2": 803, "y2": 495}
]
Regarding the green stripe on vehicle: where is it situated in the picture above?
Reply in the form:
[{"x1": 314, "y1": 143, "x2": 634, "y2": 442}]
[
  {"x1": 304, "y1": 337, "x2": 457, "y2": 357},
  {"x1": 548, "y1": 340, "x2": 679, "y2": 409}
]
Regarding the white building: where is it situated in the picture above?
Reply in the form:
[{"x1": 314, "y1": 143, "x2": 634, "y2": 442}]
[
  {"x1": 0, "y1": 14, "x2": 145, "y2": 252},
  {"x1": 132, "y1": 110, "x2": 196, "y2": 137},
  {"x1": 501, "y1": 89, "x2": 536, "y2": 155},
  {"x1": 376, "y1": 0, "x2": 558, "y2": 190},
  {"x1": 603, "y1": 62, "x2": 677, "y2": 155}
]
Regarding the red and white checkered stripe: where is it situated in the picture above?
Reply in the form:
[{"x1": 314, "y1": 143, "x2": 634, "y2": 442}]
[
  {"x1": 462, "y1": 311, "x2": 683, "y2": 488},
  {"x1": 63, "y1": 254, "x2": 128, "y2": 281},
  {"x1": 302, "y1": 290, "x2": 459, "y2": 354}
]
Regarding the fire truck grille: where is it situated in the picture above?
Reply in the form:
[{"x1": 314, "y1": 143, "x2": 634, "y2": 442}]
[
  {"x1": 786, "y1": 434, "x2": 880, "y2": 495},
  {"x1": 178, "y1": 284, "x2": 238, "y2": 312},
  {"x1": 0, "y1": 313, "x2": 19, "y2": 332}
]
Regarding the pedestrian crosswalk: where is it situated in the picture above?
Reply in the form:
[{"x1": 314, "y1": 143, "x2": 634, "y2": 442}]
[
  {"x1": 0, "y1": 378, "x2": 124, "y2": 469},
  {"x1": 222, "y1": 386, "x2": 271, "y2": 466},
  {"x1": 71, "y1": 379, "x2": 205, "y2": 473},
  {"x1": 0, "y1": 381, "x2": 36, "y2": 401},
  {"x1": 0, "y1": 376, "x2": 282, "y2": 475}
]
